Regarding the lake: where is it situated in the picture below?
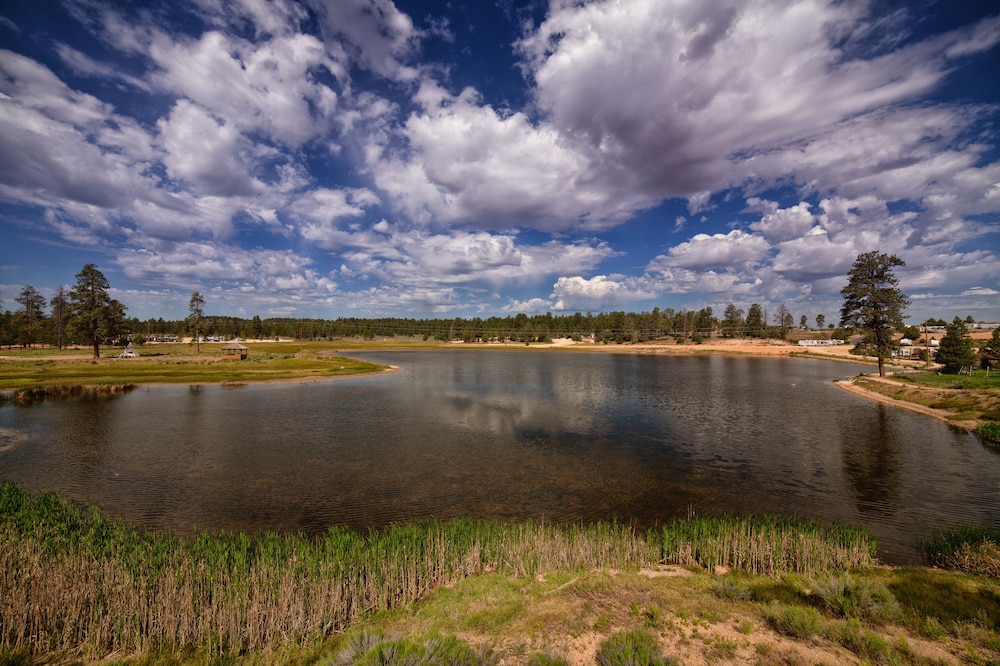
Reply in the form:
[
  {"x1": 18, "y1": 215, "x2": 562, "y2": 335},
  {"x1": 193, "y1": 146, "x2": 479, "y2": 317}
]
[{"x1": 1, "y1": 350, "x2": 997, "y2": 564}]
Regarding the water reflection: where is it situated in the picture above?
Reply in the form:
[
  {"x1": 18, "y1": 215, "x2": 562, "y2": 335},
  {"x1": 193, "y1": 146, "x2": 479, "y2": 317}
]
[
  {"x1": 1, "y1": 350, "x2": 997, "y2": 564},
  {"x1": 840, "y1": 404, "x2": 901, "y2": 518}
]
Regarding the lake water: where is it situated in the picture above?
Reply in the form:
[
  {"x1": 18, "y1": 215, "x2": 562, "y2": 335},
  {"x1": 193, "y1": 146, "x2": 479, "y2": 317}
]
[{"x1": 1, "y1": 350, "x2": 997, "y2": 564}]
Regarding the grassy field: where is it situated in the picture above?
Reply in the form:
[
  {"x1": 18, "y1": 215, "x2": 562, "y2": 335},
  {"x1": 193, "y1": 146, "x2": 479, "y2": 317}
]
[
  {"x1": 0, "y1": 484, "x2": 997, "y2": 664},
  {"x1": 0, "y1": 341, "x2": 391, "y2": 392}
]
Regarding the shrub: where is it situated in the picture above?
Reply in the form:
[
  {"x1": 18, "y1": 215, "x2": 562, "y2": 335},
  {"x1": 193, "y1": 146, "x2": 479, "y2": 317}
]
[
  {"x1": 712, "y1": 578, "x2": 752, "y2": 601},
  {"x1": 326, "y1": 631, "x2": 497, "y2": 666},
  {"x1": 527, "y1": 650, "x2": 570, "y2": 666},
  {"x1": 764, "y1": 602, "x2": 823, "y2": 638},
  {"x1": 925, "y1": 524, "x2": 1000, "y2": 577},
  {"x1": 596, "y1": 629, "x2": 675, "y2": 666},
  {"x1": 828, "y1": 618, "x2": 891, "y2": 662},
  {"x1": 975, "y1": 421, "x2": 1000, "y2": 445},
  {"x1": 812, "y1": 575, "x2": 899, "y2": 623}
]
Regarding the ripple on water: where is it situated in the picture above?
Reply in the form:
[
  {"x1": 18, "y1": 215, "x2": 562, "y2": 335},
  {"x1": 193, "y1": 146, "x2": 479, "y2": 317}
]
[{"x1": 0, "y1": 428, "x2": 28, "y2": 453}]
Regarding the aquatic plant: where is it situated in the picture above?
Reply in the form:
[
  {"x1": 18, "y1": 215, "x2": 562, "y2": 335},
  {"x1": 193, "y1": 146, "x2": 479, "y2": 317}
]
[
  {"x1": 655, "y1": 514, "x2": 876, "y2": 575},
  {"x1": 976, "y1": 421, "x2": 1000, "y2": 445},
  {"x1": 924, "y1": 523, "x2": 1000, "y2": 578},
  {"x1": 0, "y1": 483, "x2": 879, "y2": 661}
]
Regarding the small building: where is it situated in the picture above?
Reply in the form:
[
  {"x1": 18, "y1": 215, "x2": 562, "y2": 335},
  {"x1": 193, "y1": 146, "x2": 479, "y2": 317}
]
[
  {"x1": 118, "y1": 343, "x2": 139, "y2": 359},
  {"x1": 221, "y1": 342, "x2": 248, "y2": 360}
]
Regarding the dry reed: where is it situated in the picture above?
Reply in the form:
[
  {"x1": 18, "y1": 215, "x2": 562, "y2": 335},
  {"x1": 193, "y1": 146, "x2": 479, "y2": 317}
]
[{"x1": 0, "y1": 483, "x2": 876, "y2": 661}]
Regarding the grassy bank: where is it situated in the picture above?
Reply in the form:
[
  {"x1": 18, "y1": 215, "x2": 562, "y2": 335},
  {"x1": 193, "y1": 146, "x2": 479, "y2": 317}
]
[
  {"x1": 848, "y1": 373, "x2": 1000, "y2": 427},
  {"x1": 0, "y1": 483, "x2": 885, "y2": 663},
  {"x1": 0, "y1": 345, "x2": 389, "y2": 392},
  {"x1": 2, "y1": 487, "x2": 998, "y2": 666}
]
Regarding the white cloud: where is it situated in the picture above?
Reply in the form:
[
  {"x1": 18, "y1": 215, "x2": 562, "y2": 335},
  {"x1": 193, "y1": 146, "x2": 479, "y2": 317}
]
[
  {"x1": 147, "y1": 30, "x2": 340, "y2": 147},
  {"x1": 663, "y1": 230, "x2": 769, "y2": 270},
  {"x1": 370, "y1": 86, "x2": 613, "y2": 231},
  {"x1": 749, "y1": 201, "x2": 815, "y2": 244},
  {"x1": 157, "y1": 100, "x2": 263, "y2": 197},
  {"x1": 336, "y1": 229, "x2": 615, "y2": 290},
  {"x1": 116, "y1": 242, "x2": 329, "y2": 291},
  {"x1": 306, "y1": 0, "x2": 421, "y2": 82}
]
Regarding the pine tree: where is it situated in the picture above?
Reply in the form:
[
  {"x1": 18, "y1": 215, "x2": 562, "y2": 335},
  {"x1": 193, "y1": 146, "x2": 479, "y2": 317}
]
[
  {"x1": 936, "y1": 317, "x2": 976, "y2": 373},
  {"x1": 839, "y1": 252, "x2": 909, "y2": 377}
]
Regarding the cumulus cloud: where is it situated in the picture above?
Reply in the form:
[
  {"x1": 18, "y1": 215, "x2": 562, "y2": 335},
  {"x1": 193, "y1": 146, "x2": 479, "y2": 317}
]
[
  {"x1": 337, "y1": 229, "x2": 615, "y2": 289},
  {"x1": 306, "y1": 0, "x2": 421, "y2": 81},
  {"x1": 369, "y1": 84, "x2": 612, "y2": 231},
  {"x1": 1, "y1": 0, "x2": 998, "y2": 320},
  {"x1": 157, "y1": 100, "x2": 264, "y2": 197},
  {"x1": 147, "y1": 30, "x2": 340, "y2": 147},
  {"x1": 663, "y1": 230, "x2": 770, "y2": 270}
]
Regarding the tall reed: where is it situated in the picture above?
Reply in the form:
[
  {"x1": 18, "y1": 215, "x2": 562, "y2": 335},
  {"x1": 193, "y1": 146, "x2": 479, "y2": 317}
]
[
  {"x1": 0, "y1": 484, "x2": 877, "y2": 660},
  {"x1": 654, "y1": 514, "x2": 876, "y2": 575}
]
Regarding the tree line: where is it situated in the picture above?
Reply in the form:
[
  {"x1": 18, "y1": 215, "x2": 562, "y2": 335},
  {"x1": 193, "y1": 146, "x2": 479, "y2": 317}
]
[{"x1": 1, "y1": 258, "x2": 995, "y2": 374}]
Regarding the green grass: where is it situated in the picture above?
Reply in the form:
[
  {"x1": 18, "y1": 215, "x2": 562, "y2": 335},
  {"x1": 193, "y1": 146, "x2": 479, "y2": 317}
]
[
  {"x1": 655, "y1": 514, "x2": 876, "y2": 575},
  {"x1": 0, "y1": 351, "x2": 388, "y2": 391},
  {"x1": 924, "y1": 524, "x2": 1000, "y2": 578},
  {"x1": 976, "y1": 421, "x2": 1000, "y2": 444},
  {"x1": 596, "y1": 629, "x2": 675, "y2": 666},
  {"x1": 0, "y1": 484, "x2": 889, "y2": 662}
]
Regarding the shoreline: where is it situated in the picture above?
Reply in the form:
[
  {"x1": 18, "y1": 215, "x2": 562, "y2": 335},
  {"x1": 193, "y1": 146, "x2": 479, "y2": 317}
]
[{"x1": 833, "y1": 375, "x2": 981, "y2": 432}]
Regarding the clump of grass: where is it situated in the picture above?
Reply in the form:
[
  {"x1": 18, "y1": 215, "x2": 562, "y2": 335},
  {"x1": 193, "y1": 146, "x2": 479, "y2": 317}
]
[
  {"x1": 827, "y1": 618, "x2": 891, "y2": 662},
  {"x1": 655, "y1": 514, "x2": 877, "y2": 575},
  {"x1": 325, "y1": 630, "x2": 497, "y2": 666},
  {"x1": 811, "y1": 574, "x2": 899, "y2": 623},
  {"x1": 924, "y1": 524, "x2": 1000, "y2": 577},
  {"x1": 527, "y1": 649, "x2": 570, "y2": 665},
  {"x1": 764, "y1": 602, "x2": 823, "y2": 638},
  {"x1": 976, "y1": 421, "x2": 1000, "y2": 445},
  {"x1": 712, "y1": 577, "x2": 752, "y2": 601},
  {"x1": 595, "y1": 628, "x2": 675, "y2": 666}
]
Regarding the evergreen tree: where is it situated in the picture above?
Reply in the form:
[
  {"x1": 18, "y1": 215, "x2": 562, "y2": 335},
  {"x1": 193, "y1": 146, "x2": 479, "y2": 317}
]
[
  {"x1": 722, "y1": 303, "x2": 744, "y2": 338},
  {"x1": 68, "y1": 264, "x2": 123, "y2": 358},
  {"x1": 188, "y1": 292, "x2": 205, "y2": 352},
  {"x1": 936, "y1": 317, "x2": 976, "y2": 373},
  {"x1": 745, "y1": 303, "x2": 765, "y2": 338},
  {"x1": 980, "y1": 327, "x2": 1000, "y2": 370},
  {"x1": 839, "y1": 251, "x2": 909, "y2": 377},
  {"x1": 15, "y1": 285, "x2": 46, "y2": 347},
  {"x1": 50, "y1": 286, "x2": 69, "y2": 350}
]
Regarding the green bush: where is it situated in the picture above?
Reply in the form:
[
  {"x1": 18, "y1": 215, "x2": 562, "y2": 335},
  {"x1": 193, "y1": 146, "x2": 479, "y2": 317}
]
[
  {"x1": 712, "y1": 578, "x2": 753, "y2": 601},
  {"x1": 924, "y1": 524, "x2": 1000, "y2": 577},
  {"x1": 764, "y1": 602, "x2": 824, "y2": 638},
  {"x1": 527, "y1": 650, "x2": 570, "y2": 666},
  {"x1": 812, "y1": 575, "x2": 899, "y2": 623},
  {"x1": 828, "y1": 618, "x2": 891, "y2": 662},
  {"x1": 975, "y1": 421, "x2": 1000, "y2": 444},
  {"x1": 326, "y1": 631, "x2": 497, "y2": 666},
  {"x1": 596, "y1": 629, "x2": 675, "y2": 666}
]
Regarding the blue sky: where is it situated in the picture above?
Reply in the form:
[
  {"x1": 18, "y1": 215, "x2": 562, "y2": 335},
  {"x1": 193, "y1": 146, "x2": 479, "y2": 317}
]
[{"x1": 1, "y1": 0, "x2": 998, "y2": 323}]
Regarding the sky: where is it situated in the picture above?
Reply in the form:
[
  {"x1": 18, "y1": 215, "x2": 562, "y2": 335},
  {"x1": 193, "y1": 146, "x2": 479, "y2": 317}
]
[{"x1": 1, "y1": 0, "x2": 999, "y2": 324}]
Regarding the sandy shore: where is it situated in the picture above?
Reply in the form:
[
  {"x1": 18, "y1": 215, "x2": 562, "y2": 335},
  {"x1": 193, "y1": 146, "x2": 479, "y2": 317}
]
[{"x1": 833, "y1": 376, "x2": 980, "y2": 431}]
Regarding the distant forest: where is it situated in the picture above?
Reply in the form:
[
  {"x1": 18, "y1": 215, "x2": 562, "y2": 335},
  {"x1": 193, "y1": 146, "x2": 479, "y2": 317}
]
[{"x1": 131, "y1": 304, "x2": 819, "y2": 345}]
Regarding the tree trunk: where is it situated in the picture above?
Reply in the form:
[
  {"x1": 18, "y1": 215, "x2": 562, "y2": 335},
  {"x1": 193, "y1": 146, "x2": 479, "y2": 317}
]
[
  {"x1": 92, "y1": 333, "x2": 100, "y2": 359},
  {"x1": 877, "y1": 355, "x2": 885, "y2": 377}
]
